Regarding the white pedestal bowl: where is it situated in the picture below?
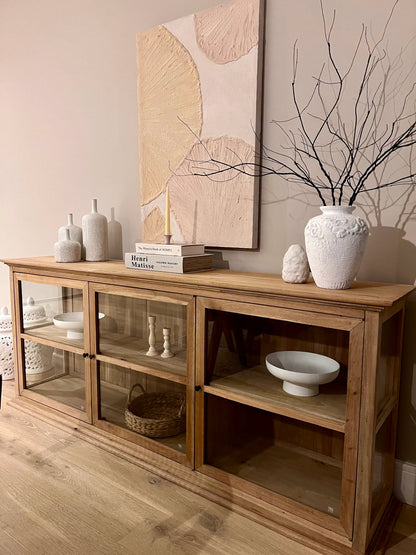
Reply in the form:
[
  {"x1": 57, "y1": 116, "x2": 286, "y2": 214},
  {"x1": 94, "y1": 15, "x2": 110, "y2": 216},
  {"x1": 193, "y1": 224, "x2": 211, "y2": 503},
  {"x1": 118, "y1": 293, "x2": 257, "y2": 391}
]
[
  {"x1": 265, "y1": 351, "x2": 340, "y2": 397},
  {"x1": 53, "y1": 312, "x2": 104, "y2": 339}
]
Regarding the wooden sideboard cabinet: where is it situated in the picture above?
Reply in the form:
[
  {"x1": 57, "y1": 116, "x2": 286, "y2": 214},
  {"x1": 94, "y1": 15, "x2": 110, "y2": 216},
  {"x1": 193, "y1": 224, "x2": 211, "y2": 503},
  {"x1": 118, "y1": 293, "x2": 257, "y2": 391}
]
[{"x1": 3, "y1": 257, "x2": 414, "y2": 554}]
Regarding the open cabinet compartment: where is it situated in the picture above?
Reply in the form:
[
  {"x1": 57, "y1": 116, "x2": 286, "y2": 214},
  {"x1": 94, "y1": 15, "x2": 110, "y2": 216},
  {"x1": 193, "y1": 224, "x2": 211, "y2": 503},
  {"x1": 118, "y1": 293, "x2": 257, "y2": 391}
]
[{"x1": 205, "y1": 394, "x2": 344, "y2": 518}]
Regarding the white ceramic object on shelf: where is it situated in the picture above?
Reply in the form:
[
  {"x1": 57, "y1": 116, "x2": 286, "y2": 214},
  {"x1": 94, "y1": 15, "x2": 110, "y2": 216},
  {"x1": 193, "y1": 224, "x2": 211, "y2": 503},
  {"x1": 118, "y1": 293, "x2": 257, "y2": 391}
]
[
  {"x1": 0, "y1": 306, "x2": 14, "y2": 380},
  {"x1": 82, "y1": 199, "x2": 109, "y2": 261},
  {"x1": 53, "y1": 311, "x2": 104, "y2": 339},
  {"x1": 265, "y1": 350, "x2": 340, "y2": 397},
  {"x1": 21, "y1": 298, "x2": 54, "y2": 382},
  {"x1": 282, "y1": 244, "x2": 309, "y2": 284},
  {"x1": 54, "y1": 228, "x2": 81, "y2": 263},
  {"x1": 304, "y1": 206, "x2": 369, "y2": 289},
  {"x1": 23, "y1": 297, "x2": 47, "y2": 328},
  {"x1": 108, "y1": 207, "x2": 123, "y2": 260},
  {"x1": 161, "y1": 327, "x2": 174, "y2": 358},
  {"x1": 146, "y1": 315, "x2": 158, "y2": 356},
  {"x1": 58, "y1": 213, "x2": 82, "y2": 245}
]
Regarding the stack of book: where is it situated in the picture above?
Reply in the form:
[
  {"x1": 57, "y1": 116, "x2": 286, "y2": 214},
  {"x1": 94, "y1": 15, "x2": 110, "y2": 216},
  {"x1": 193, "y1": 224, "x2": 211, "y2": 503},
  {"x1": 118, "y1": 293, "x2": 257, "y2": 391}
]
[{"x1": 125, "y1": 242, "x2": 212, "y2": 274}]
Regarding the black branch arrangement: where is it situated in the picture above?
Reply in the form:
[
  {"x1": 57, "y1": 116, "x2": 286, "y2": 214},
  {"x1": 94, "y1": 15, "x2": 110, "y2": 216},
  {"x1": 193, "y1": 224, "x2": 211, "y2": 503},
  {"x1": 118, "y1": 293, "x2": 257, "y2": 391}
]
[{"x1": 179, "y1": 0, "x2": 416, "y2": 207}]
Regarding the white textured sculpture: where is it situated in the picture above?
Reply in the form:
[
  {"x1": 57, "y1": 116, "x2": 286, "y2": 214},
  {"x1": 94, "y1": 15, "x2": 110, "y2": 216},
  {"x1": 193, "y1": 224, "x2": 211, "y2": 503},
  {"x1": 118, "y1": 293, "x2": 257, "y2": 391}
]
[{"x1": 282, "y1": 244, "x2": 310, "y2": 284}]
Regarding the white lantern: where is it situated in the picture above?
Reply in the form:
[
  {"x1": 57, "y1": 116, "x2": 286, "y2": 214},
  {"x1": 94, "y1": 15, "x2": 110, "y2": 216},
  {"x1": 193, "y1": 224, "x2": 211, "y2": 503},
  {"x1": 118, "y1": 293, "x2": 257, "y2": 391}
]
[
  {"x1": 0, "y1": 306, "x2": 14, "y2": 380},
  {"x1": 22, "y1": 297, "x2": 54, "y2": 384}
]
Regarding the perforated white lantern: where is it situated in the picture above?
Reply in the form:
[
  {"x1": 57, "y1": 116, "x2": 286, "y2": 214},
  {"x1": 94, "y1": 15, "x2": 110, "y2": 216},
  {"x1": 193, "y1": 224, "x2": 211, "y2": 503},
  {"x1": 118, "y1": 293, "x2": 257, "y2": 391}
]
[
  {"x1": 0, "y1": 306, "x2": 14, "y2": 380},
  {"x1": 22, "y1": 297, "x2": 53, "y2": 384}
]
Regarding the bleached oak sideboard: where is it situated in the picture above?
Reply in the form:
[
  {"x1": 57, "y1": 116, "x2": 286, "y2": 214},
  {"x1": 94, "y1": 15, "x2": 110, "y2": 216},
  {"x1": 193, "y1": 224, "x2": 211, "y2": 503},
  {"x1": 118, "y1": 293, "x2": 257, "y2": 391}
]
[{"x1": 3, "y1": 256, "x2": 414, "y2": 554}]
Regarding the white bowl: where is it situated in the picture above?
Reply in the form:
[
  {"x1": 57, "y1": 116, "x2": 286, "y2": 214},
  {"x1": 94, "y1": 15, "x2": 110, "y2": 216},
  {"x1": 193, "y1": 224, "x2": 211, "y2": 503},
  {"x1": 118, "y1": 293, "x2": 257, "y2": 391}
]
[
  {"x1": 265, "y1": 351, "x2": 340, "y2": 397},
  {"x1": 53, "y1": 312, "x2": 104, "y2": 339}
]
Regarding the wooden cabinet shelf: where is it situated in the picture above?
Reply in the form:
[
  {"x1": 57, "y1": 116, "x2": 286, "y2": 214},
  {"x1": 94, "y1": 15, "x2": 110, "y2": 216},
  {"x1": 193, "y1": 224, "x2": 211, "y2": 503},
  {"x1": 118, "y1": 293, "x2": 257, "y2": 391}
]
[
  {"x1": 98, "y1": 331, "x2": 187, "y2": 383},
  {"x1": 22, "y1": 325, "x2": 85, "y2": 352},
  {"x1": 28, "y1": 374, "x2": 86, "y2": 411},
  {"x1": 208, "y1": 438, "x2": 343, "y2": 518},
  {"x1": 205, "y1": 365, "x2": 346, "y2": 432},
  {"x1": 3, "y1": 257, "x2": 413, "y2": 555}
]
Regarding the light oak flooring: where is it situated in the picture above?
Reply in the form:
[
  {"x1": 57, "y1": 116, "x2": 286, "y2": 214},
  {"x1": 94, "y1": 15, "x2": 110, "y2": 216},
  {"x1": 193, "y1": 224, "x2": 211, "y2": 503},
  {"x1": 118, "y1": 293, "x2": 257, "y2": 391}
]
[{"x1": 0, "y1": 379, "x2": 415, "y2": 555}]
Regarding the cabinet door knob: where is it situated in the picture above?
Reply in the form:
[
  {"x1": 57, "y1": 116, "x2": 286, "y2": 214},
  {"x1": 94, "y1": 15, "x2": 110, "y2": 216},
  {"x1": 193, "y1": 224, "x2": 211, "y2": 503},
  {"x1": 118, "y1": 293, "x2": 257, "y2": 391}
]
[
  {"x1": 195, "y1": 385, "x2": 202, "y2": 392},
  {"x1": 83, "y1": 353, "x2": 88, "y2": 358},
  {"x1": 89, "y1": 354, "x2": 95, "y2": 360}
]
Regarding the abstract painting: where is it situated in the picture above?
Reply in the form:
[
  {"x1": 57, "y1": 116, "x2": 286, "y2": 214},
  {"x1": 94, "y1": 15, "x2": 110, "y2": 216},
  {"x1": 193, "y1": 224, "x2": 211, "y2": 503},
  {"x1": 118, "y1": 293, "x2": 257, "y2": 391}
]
[{"x1": 137, "y1": 0, "x2": 264, "y2": 248}]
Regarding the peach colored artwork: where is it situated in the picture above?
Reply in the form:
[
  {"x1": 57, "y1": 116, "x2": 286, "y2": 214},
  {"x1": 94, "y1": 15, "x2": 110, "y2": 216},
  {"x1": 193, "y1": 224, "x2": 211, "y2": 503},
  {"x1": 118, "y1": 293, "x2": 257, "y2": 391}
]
[{"x1": 137, "y1": 0, "x2": 264, "y2": 248}]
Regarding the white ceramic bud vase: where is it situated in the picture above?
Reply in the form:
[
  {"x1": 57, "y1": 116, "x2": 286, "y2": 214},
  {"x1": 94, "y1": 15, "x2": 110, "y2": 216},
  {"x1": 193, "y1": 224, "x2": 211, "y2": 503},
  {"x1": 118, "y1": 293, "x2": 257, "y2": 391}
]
[
  {"x1": 54, "y1": 228, "x2": 81, "y2": 263},
  {"x1": 304, "y1": 206, "x2": 369, "y2": 289},
  {"x1": 58, "y1": 213, "x2": 82, "y2": 246},
  {"x1": 82, "y1": 199, "x2": 108, "y2": 261}
]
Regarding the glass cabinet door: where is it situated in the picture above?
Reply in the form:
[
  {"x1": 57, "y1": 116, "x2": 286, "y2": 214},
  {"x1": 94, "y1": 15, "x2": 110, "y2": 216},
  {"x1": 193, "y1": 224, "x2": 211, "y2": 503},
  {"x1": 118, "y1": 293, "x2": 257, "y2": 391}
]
[
  {"x1": 196, "y1": 297, "x2": 364, "y2": 539},
  {"x1": 98, "y1": 361, "x2": 187, "y2": 456},
  {"x1": 15, "y1": 274, "x2": 90, "y2": 421},
  {"x1": 91, "y1": 284, "x2": 194, "y2": 466},
  {"x1": 95, "y1": 289, "x2": 188, "y2": 380}
]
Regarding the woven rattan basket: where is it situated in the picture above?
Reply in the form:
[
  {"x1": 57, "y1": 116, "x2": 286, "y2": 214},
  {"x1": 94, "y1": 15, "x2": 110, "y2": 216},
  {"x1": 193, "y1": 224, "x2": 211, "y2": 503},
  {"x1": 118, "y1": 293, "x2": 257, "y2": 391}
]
[{"x1": 125, "y1": 383, "x2": 186, "y2": 438}]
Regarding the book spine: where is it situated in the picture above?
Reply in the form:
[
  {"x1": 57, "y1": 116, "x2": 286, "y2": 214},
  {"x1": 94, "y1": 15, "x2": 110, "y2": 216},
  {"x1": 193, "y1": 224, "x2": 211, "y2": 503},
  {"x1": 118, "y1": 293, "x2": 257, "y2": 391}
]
[
  {"x1": 135, "y1": 244, "x2": 182, "y2": 255},
  {"x1": 125, "y1": 253, "x2": 183, "y2": 273},
  {"x1": 134, "y1": 243, "x2": 204, "y2": 255}
]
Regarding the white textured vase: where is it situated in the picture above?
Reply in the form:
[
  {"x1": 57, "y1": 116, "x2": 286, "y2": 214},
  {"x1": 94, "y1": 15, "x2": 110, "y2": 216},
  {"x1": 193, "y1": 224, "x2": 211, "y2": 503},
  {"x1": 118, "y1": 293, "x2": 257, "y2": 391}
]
[
  {"x1": 108, "y1": 207, "x2": 123, "y2": 260},
  {"x1": 82, "y1": 199, "x2": 108, "y2": 261},
  {"x1": 54, "y1": 228, "x2": 81, "y2": 263},
  {"x1": 58, "y1": 213, "x2": 82, "y2": 246},
  {"x1": 304, "y1": 206, "x2": 369, "y2": 289}
]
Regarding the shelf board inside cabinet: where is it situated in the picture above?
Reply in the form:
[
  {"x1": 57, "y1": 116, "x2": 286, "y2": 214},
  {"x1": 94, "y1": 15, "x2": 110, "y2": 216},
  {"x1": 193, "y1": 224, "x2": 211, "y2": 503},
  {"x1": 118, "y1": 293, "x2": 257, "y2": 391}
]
[
  {"x1": 98, "y1": 332, "x2": 187, "y2": 382},
  {"x1": 27, "y1": 374, "x2": 86, "y2": 411},
  {"x1": 23, "y1": 324, "x2": 85, "y2": 352},
  {"x1": 205, "y1": 365, "x2": 346, "y2": 432},
  {"x1": 207, "y1": 438, "x2": 343, "y2": 518}
]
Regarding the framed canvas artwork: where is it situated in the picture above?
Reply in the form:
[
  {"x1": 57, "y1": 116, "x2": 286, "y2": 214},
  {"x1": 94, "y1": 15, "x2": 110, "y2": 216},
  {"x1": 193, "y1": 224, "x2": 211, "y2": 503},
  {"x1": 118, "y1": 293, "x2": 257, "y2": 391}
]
[{"x1": 137, "y1": 0, "x2": 264, "y2": 248}]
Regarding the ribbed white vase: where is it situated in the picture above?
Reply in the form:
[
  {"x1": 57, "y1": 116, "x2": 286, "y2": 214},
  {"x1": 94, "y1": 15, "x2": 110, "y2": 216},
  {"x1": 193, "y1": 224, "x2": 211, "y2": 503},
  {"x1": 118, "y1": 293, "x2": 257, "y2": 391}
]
[
  {"x1": 82, "y1": 199, "x2": 108, "y2": 261},
  {"x1": 304, "y1": 206, "x2": 369, "y2": 289}
]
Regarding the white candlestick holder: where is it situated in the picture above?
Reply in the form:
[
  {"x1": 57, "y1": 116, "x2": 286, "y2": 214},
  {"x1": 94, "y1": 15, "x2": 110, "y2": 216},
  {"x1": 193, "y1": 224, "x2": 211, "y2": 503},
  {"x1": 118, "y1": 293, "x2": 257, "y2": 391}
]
[
  {"x1": 146, "y1": 315, "x2": 158, "y2": 356},
  {"x1": 161, "y1": 327, "x2": 174, "y2": 358}
]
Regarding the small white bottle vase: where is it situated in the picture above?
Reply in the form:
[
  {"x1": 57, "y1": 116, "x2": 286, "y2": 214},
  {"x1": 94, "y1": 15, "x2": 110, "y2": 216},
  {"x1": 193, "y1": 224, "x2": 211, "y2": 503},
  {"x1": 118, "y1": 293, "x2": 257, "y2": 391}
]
[
  {"x1": 58, "y1": 213, "x2": 82, "y2": 246},
  {"x1": 108, "y1": 207, "x2": 123, "y2": 260},
  {"x1": 54, "y1": 228, "x2": 81, "y2": 263},
  {"x1": 82, "y1": 199, "x2": 109, "y2": 261}
]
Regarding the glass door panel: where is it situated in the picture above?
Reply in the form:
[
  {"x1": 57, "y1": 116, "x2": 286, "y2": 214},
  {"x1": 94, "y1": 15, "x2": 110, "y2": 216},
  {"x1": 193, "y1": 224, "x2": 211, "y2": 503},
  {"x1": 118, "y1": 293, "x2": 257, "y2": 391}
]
[
  {"x1": 98, "y1": 361, "x2": 187, "y2": 455},
  {"x1": 97, "y1": 292, "x2": 188, "y2": 380},
  {"x1": 205, "y1": 394, "x2": 344, "y2": 517},
  {"x1": 20, "y1": 280, "x2": 85, "y2": 350},
  {"x1": 371, "y1": 412, "x2": 395, "y2": 526},
  {"x1": 24, "y1": 339, "x2": 87, "y2": 413}
]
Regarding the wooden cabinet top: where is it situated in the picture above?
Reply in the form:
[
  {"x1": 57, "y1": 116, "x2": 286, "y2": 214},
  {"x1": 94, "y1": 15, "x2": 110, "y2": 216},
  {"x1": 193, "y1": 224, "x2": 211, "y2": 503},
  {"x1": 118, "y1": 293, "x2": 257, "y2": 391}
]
[{"x1": 3, "y1": 256, "x2": 414, "y2": 309}]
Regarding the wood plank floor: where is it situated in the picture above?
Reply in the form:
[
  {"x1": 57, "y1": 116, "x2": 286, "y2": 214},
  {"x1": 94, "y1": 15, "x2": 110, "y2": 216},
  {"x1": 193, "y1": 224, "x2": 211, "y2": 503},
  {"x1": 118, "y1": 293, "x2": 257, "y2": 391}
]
[{"x1": 1, "y1": 379, "x2": 415, "y2": 555}]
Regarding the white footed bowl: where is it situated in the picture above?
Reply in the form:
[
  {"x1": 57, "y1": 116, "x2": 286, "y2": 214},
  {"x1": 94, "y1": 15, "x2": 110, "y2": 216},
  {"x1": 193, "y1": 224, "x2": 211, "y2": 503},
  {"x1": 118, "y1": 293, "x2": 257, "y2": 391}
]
[
  {"x1": 53, "y1": 312, "x2": 104, "y2": 339},
  {"x1": 265, "y1": 351, "x2": 340, "y2": 397}
]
